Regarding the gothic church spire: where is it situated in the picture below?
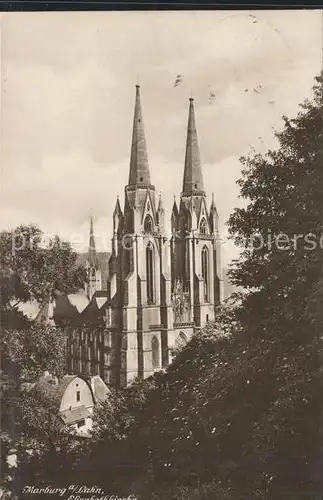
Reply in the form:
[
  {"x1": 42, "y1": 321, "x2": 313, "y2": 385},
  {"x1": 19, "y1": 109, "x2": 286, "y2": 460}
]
[
  {"x1": 128, "y1": 85, "x2": 151, "y2": 187},
  {"x1": 182, "y1": 97, "x2": 205, "y2": 196},
  {"x1": 88, "y1": 216, "x2": 98, "y2": 269}
]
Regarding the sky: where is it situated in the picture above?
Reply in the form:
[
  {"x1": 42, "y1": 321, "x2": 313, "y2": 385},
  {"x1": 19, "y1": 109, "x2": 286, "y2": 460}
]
[{"x1": 0, "y1": 10, "x2": 322, "y2": 266}]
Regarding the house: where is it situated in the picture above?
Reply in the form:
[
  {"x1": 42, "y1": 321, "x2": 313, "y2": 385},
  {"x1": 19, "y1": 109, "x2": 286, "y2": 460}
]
[{"x1": 35, "y1": 372, "x2": 110, "y2": 437}]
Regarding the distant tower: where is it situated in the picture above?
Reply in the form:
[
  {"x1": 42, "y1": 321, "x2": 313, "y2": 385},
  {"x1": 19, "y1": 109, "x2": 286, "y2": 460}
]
[
  {"x1": 171, "y1": 97, "x2": 223, "y2": 327},
  {"x1": 106, "y1": 86, "x2": 174, "y2": 387},
  {"x1": 85, "y1": 216, "x2": 102, "y2": 300}
]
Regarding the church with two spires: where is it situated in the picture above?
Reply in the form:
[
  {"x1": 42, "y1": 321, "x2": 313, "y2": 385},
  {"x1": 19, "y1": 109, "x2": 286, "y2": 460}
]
[{"x1": 66, "y1": 86, "x2": 224, "y2": 388}]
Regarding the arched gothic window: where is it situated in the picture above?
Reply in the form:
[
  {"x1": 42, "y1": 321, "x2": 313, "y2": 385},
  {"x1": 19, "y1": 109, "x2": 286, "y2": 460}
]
[
  {"x1": 146, "y1": 242, "x2": 154, "y2": 304},
  {"x1": 199, "y1": 218, "x2": 207, "y2": 234},
  {"x1": 144, "y1": 215, "x2": 153, "y2": 233},
  {"x1": 151, "y1": 336, "x2": 159, "y2": 369},
  {"x1": 176, "y1": 331, "x2": 188, "y2": 349},
  {"x1": 201, "y1": 246, "x2": 209, "y2": 302}
]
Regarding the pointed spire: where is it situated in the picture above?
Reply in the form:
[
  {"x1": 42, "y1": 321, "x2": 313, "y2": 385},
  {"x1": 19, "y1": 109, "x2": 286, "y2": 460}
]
[
  {"x1": 210, "y1": 192, "x2": 217, "y2": 214},
  {"x1": 128, "y1": 85, "x2": 152, "y2": 187},
  {"x1": 157, "y1": 192, "x2": 164, "y2": 213},
  {"x1": 172, "y1": 196, "x2": 178, "y2": 216},
  {"x1": 88, "y1": 216, "x2": 98, "y2": 268},
  {"x1": 113, "y1": 195, "x2": 122, "y2": 216},
  {"x1": 182, "y1": 97, "x2": 205, "y2": 196}
]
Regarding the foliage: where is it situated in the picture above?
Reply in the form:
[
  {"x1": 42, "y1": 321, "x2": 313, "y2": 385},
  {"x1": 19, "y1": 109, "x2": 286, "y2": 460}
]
[
  {"x1": 0, "y1": 224, "x2": 86, "y2": 320},
  {"x1": 0, "y1": 224, "x2": 87, "y2": 497},
  {"x1": 2, "y1": 385, "x2": 81, "y2": 500},
  {"x1": 1, "y1": 323, "x2": 67, "y2": 382}
]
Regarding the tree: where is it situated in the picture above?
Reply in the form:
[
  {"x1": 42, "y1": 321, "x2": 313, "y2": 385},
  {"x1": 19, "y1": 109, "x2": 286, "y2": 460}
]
[
  {"x1": 0, "y1": 224, "x2": 87, "y2": 497},
  {"x1": 228, "y1": 73, "x2": 323, "y2": 334},
  {"x1": 0, "y1": 224, "x2": 86, "y2": 379},
  {"x1": 2, "y1": 385, "x2": 82, "y2": 500},
  {"x1": 225, "y1": 71, "x2": 323, "y2": 498},
  {"x1": 0, "y1": 224, "x2": 85, "y2": 326}
]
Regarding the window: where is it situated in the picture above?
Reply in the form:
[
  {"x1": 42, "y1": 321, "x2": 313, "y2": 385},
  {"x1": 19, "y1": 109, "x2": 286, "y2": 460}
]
[
  {"x1": 77, "y1": 419, "x2": 85, "y2": 429},
  {"x1": 206, "y1": 314, "x2": 209, "y2": 323},
  {"x1": 199, "y1": 218, "x2": 207, "y2": 234},
  {"x1": 76, "y1": 390, "x2": 80, "y2": 402},
  {"x1": 201, "y1": 246, "x2": 209, "y2": 302},
  {"x1": 144, "y1": 215, "x2": 153, "y2": 233},
  {"x1": 146, "y1": 243, "x2": 154, "y2": 304},
  {"x1": 140, "y1": 176, "x2": 143, "y2": 182},
  {"x1": 151, "y1": 336, "x2": 159, "y2": 369}
]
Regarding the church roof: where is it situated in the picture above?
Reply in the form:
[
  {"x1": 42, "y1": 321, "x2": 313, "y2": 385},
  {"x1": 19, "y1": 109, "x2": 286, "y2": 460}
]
[
  {"x1": 67, "y1": 291, "x2": 90, "y2": 313},
  {"x1": 18, "y1": 291, "x2": 90, "y2": 325},
  {"x1": 78, "y1": 293, "x2": 107, "y2": 326},
  {"x1": 182, "y1": 98, "x2": 205, "y2": 196},
  {"x1": 128, "y1": 85, "x2": 152, "y2": 188}
]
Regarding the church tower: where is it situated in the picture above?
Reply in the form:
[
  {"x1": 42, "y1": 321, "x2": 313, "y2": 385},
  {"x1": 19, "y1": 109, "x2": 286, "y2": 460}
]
[
  {"x1": 85, "y1": 216, "x2": 102, "y2": 300},
  {"x1": 171, "y1": 97, "x2": 223, "y2": 327},
  {"x1": 106, "y1": 86, "x2": 174, "y2": 387}
]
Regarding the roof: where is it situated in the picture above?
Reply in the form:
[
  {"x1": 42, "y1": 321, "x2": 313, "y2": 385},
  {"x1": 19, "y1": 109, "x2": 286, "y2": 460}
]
[
  {"x1": 35, "y1": 374, "x2": 82, "y2": 408},
  {"x1": 95, "y1": 296, "x2": 108, "y2": 309},
  {"x1": 67, "y1": 291, "x2": 90, "y2": 313},
  {"x1": 91, "y1": 375, "x2": 110, "y2": 403},
  {"x1": 53, "y1": 291, "x2": 89, "y2": 324},
  {"x1": 60, "y1": 405, "x2": 91, "y2": 425},
  {"x1": 78, "y1": 294, "x2": 107, "y2": 326}
]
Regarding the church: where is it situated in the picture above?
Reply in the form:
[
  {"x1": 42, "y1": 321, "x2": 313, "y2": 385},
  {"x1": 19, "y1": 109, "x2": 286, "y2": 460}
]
[{"x1": 64, "y1": 86, "x2": 224, "y2": 388}]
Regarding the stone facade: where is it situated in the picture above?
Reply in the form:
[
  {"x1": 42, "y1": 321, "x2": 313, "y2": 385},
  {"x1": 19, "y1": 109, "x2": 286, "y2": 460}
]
[{"x1": 66, "y1": 86, "x2": 223, "y2": 388}]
